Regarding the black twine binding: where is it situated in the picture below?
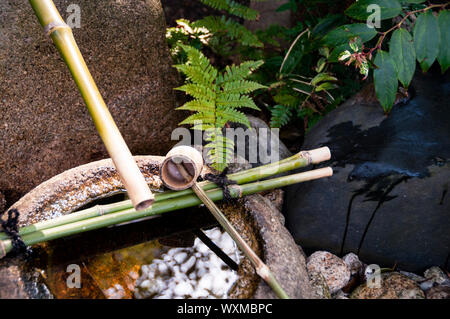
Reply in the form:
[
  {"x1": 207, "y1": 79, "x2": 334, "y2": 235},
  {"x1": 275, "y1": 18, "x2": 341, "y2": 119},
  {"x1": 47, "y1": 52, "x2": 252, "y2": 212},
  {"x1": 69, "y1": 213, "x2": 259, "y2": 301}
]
[
  {"x1": 0, "y1": 209, "x2": 28, "y2": 255},
  {"x1": 203, "y1": 168, "x2": 237, "y2": 202}
]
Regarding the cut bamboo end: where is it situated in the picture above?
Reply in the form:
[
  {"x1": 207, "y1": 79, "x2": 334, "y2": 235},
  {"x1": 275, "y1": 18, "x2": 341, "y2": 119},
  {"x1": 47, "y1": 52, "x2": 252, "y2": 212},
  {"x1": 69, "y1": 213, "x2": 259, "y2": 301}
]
[
  {"x1": 161, "y1": 146, "x2": 204, "y2": 191},
  {"x1": 305, "y1": 146, "x2": 331, "y2": 164}
]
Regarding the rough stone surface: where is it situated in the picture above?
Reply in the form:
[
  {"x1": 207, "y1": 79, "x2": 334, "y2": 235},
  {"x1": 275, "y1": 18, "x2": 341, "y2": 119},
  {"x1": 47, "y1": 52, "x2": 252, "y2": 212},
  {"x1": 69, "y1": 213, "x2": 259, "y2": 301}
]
[
  {"x1": 308, "y1": 270, "x2": 331, "y2": 299},
  {"x1": 351, "y1": 272, "x2": 425, "y2": 299},
  {"x1": 284, "y1": 71, "x2": 450, "y2": 272},
  {"x1": 246, "y1": 195, "x2": 314, "y2": 299},
  {"x1": 0, "y1": 0, "x2": 185, "y2": 207},
  {"x1": 424, "y1": 267, "x2": 450, "y2": 286},
  {"x1": 426, "y1": 286, "x2": 450, "y2": 299},
  {"x1": 307, "y1": 251, "x2": 350, "y2": 294},
  {"x1": 343, "y1": 253, "x2": 363, "y2": 276}
]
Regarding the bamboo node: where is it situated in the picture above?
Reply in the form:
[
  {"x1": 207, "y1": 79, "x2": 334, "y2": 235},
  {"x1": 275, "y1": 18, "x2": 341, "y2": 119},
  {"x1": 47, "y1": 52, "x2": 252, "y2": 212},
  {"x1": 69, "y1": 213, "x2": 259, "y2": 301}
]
[
  {"x1": 44, "y1": 21, "x2": 71, "y2": 37},
  {"x1": 299, "y1": 151, "x2": 313, "y2": 165},
  {"x1": 95, "y1": 205, "x2": 105, "y2": 216},
  {"x1": 229, "y1": 184, "x2": 243, "y2": 198}
]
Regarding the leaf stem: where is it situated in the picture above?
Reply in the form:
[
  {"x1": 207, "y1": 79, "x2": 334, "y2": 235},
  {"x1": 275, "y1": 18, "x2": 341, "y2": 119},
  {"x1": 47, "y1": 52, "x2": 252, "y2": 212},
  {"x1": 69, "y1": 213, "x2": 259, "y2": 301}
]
[{"x1": 368, "y1": 2, "x2": 449, "y2": 55}]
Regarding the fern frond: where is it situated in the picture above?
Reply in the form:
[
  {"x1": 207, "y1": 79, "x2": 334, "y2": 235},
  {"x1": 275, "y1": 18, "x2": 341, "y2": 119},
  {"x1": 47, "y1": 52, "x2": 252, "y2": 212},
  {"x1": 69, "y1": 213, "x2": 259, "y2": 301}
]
[
  {"x1": 270, "y1": 104, "x2": 293, "y2": 128},
  {"x1": 205, "y1": 131, "x2": 234, "y2": 172},
  {"x1": 176, "y1": 99, "x2": 215, "y2": 113},
  {"x1": 199, "y1": 0, "x2": 259, "y2": 20},
  {"x1": 216, "y1": 94, "x2": 260, "y2": 110},
  {"x1": 221, "y1": 80, "x2": 266, "y2": 94},
  {"x1": 175, "y1": 44, "x2": 218, "y2": 86},
  {"x1": 179, "y1": 112, "x2": 216, "y2": 125},
  {"x1": 217, "y1": 107, "x2": 250, "y2": 127},
  {"x1": 194, "y1": 16, "x2": 262, "y2": 47},
  {"x1": 273, "y1": 91, "x2": 300, "y2": 108},
  {"x1": 175, "y1": 84, "x2": 216, "y2": 100},
  {"x1": 217, "y1": 60, "x2": 264, "y2": 84}
]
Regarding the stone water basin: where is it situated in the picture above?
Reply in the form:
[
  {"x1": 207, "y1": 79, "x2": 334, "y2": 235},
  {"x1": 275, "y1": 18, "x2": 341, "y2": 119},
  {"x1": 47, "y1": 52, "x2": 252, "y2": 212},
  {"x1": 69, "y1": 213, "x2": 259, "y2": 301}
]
[{"x1": 0, "y1": 156, "x2": 312, "y2": 299}]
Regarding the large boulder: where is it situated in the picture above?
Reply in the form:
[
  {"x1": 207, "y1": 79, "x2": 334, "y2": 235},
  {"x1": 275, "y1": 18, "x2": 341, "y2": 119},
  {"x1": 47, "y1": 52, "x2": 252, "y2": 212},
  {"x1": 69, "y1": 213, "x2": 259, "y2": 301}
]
[
  {"x1": 0, "y1": 0, "x2": 185, "y2": 207},
  {"x1": 284, "y1": 71, "x2": 450, "y2": 273}
]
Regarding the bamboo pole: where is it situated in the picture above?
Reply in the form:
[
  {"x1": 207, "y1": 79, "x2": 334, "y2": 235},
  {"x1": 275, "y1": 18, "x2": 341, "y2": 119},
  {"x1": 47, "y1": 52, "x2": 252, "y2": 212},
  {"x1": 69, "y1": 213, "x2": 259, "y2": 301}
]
[
  {"x1": 158, "y1": 147, "x2": 331, "y2": 201},
  {"x1": 0, "y1": 147, "x2": 330, "y2": 241},
  {"x1": 28, "y1": 0, "x2": 154, "y2": 210},
  {"x1": 0, "y1": 167, "x2": 333, "y2": 257}
]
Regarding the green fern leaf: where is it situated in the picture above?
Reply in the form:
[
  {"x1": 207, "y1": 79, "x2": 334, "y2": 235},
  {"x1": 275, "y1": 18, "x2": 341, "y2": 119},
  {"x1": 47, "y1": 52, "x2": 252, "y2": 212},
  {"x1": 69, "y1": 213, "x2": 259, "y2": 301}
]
[
  {"x1": 175, "y1": 83, "x2": 216, "y2": 100},
  {"x1": 217, "y1": 60, "x2": 264, "y2": 84},
  {"x1": 217, "y1": 107, "x2": 250, "y2": 127},
  {"x1": 199, "y1": 0, "x2": 259, "y2": 20},
  {"x1": 221, "y1": 80, "x2": 266, "y2": 94},
  {"x1": 270, "y1": 104, "x2": 293, "y2": 128},
  {"x1": 176, "y1": 99, "x2": 215, "y2": 113},
  {"x1": 194, "y1": 16, "x2": 262, "y2": 47},
  {"x1": 179, "y1": 112, "x2": 216, "y2": 125},
  {"x1": 216, "y1": 94, "x2": 260, "y2": 110}
]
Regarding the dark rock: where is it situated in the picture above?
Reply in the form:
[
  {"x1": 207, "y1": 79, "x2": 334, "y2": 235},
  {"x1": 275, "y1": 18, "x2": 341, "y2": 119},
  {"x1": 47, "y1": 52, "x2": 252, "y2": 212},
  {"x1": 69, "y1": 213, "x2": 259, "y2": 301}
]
[
  {"x1": 284, "y1": 71, "x2": 450, "y2": 272},
  {"x1": 0, "y1": 0, "x2": 185, "y2": 207}
]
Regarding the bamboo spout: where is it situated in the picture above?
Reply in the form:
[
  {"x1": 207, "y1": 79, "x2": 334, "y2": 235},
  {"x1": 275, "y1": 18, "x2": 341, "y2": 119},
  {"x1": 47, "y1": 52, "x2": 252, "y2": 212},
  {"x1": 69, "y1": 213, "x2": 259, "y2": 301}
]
[{"x1": 29, "y1": 0, "x2": 154, "y2": 210}]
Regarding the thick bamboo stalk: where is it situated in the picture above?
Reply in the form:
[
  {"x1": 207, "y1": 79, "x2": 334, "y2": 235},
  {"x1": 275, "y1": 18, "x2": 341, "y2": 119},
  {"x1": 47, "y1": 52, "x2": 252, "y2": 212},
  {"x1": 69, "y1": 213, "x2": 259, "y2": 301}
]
[
  {"x1": 29, "y1": 0, "x2": 154, "y2": 210},
  {"x1": 158, "y1": 146, "x2": 331, "y2": 201},
  {"x1": 0, "y1": 147, "x2": 330, "y2": 241},
  {"x1": 0, "y1": 167, "x2": 333, "y2": 257}
]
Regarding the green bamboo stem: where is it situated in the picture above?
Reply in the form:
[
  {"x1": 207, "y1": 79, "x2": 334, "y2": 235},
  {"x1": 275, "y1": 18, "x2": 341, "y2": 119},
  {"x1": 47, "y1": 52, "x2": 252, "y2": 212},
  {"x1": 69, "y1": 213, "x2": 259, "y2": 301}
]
[
  {"x1": 0, "y1": 147, "x2": 330, "y2": 241},
  {"x1": 0, "y1": 167, "x2": 332, "y2": 257},
  {"x1": 29, "y1": 0, "x2": 154, "y2": 210},
  {"x1": 155, "y1": 146, "x2": 331, "y2": 201}
]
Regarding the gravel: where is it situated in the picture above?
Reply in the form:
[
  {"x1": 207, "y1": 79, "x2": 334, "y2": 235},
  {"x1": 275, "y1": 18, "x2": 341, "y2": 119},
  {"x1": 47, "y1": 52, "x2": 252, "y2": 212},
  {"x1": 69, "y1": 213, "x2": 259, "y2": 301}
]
[{"x1": 134, "y1": 228, "x2": 241, "y2": 299}]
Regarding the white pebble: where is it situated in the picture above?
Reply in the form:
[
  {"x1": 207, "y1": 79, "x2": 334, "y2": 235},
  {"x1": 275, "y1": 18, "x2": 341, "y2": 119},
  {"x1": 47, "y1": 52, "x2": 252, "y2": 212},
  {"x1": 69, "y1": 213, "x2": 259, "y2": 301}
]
[
  {"x1": 181, "y1": 256, "x2": 196, "y2": 273},
  {"x1": 174, "y1": 252, "x2": 188, "y2": 264},
  {"x1": 173, "y1": 281, "x2": 194, "y2": 296}
]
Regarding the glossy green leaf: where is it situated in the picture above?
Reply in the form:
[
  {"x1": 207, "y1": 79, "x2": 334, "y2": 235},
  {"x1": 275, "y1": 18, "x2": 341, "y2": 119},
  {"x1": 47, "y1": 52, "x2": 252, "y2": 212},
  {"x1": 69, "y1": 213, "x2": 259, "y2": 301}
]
[
  {"x1": 389, "y1": 29, "x2": 416, "y2": 88},
  {"x1": 311, "y1": 14, "x2": 345, "y2": 39},
  {"x1": 414, "y1": 11, "x2": 440, "y2": 72},
  {"x1": 402, "y1": 0, "x2": 426, "y2": 3},
  {"x1": 345, "y1": 0, "x2": 402, "y2": 21},
  {"x1": 323, "y1": 24, "x2": 377, "y2": 46},
  {"x1": 373, "y1": 51, "x2": 398, "y2": 113},
  {"x1": 437, "y1": 10, "x2": 450, "y2": 73}
]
